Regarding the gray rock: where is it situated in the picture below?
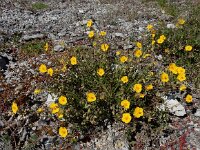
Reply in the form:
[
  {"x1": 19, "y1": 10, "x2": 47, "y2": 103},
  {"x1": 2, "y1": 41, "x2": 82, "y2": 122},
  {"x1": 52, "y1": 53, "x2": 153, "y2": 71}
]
[
  {"x1": 194, "y1": 109, "x2": 200, "y2": 117},
  {"x1": 53, "y1": 45, "x2": 64, "y2": 52},
  {"x1": 21, "y1": 34, "x2": 45, "y2": 41}
]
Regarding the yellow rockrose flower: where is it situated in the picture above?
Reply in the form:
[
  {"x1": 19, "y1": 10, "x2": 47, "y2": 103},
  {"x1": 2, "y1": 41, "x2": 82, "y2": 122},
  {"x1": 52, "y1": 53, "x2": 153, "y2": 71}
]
[
  {"x1": 59, "y1": 127, "x2": 68, "y2": 138},
  {"x1": 100, "y1": 31, "x2": 106, "y2": 36},
  {"x1": 88, "y1": 31, "x2": 94, "y2": 38},
  {"x1": 177, "y1": 67, "x2": 185, "y2": 74},
  {"x1": 86, "y1": 92, "x2": 96, "y2": 102},
  {"x1": 97, "y1": 68, "x2": 105, "y2": 76},
  {"x1": 12, "y1": 102, "x2": 18, "y2": 114},
  {"x1": 145, "y1": 84, "x2": 153, "y2": 91},
  {"x1": 133, "y1": 84, "x2": 142, "y2": 93},
  {"x1": 177, "y1": 73, "x2": 186, "y2": 82},
  {"x1": 121, "y1": 99, "x2": 130, "y2": 109},
  {"x1": 157, "y1": 38, "x2": 164, "y2": 44},
  {"x1": 179, "y1": 84, "x2": 186, "y2": 91},
  {"x1": 185, "y1": 94, "x2": 192, "y2": 103},
  {"x1": 121, "y1": 113, "x2": 132, "y2": 123},
  {"x1": 44, "y1": 42, "x2": 48, "y2": 51},
  {"x1": 101, "y1": 43, "x2": 109, "y2": 52},
  {"x1": 70, "y1": 56, "x2": 77, "y2": 65},
  {"x1": 120, "y1": 56, "x2": 128, "y2": 63},
  {"x1": 185, "y1": 45, "x2": 192, "y2": 51},
  {"x1": 49, "y1": 103, "x2": 59, "y2": 114},
  {"x1": 116, "y1": 50, "x2": 121, "y2": 56},
  {"x1": 168, "y1": 63, "x2": 178, "y2": 74},
  {"x1": 147, "y1": 24, "x2": 153, "y2": 31},
  {"x1": 134, "y1": 49, "x2": 142, "y2": 58},
  {"x1": 34, "y1": 89, "x2": 41, "y2": 94},
  {"x1": 136, "y1": 42, "x2": 142, "y2": 49},
  {"x1": 152, "y1": 40, "x2": 155, "y2": 45},
  {"x1": 47, "y1": 68, "x2": 53, "y2": 76},
  {"x1": 37, "y1": 108, "x2": 43, "y2": 113},
  {"x1": 121, "y1": 76, "x2": 128, "y2": 83},
  {"x1": 58, "y1": 96, "x2": 67, "y2": 105},
  {"x1": 178, "y1": 18, "x2": 185, "y2": 25},
  {"x1": 39, "y1": 64, "x2": 47, "y2": 73},
  {"x1": 133, "y1": 107, "x2": 144, "y2": 118},
  {"x1": 139, "y1": 93, "x2": 145, "y2": 98},
  {"x1": 160, "y1": 35, "x2": 166, "y2": 40},
  {"x1": 87, "y1": 19, "x2": 93, "y2": 27},
  {"x1": 161, "y1": 72, "x2": 169, "y2": 83}
]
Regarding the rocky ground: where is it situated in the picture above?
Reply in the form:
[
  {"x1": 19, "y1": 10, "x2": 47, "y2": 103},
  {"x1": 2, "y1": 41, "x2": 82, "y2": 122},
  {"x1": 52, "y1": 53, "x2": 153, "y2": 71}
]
[{"x1": 0, "y1": 0, "x2": 200, "y2": 149}]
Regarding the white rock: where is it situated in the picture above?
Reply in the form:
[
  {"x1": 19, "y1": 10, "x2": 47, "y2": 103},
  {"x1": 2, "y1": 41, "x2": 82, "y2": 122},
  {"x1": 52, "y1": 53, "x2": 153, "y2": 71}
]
[
  {"x1": 160, "y1": 97, "x2": 186, "y2": 116},
  {"x1": 53, "y1": 45, "x2": 64, "y2": 52},
  {"x1": 114, "y1": 32, "x2": 124, "y2": 38},
  {"x1": 194, "y1": 109, "x2": 200, "y2": 117},
  {"x1": 45, "y1": 94, "x2": 57, "y2": 106},
  {"x1": 167, "y1": 23, "x2": 175, "y2": 29}
]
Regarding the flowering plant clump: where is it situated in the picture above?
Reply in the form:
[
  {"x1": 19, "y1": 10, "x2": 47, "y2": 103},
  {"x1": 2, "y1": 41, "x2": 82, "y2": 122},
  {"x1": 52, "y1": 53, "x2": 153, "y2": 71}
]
[{"x1": 1, "y1": 18, "x2": 198, "y2": 149}]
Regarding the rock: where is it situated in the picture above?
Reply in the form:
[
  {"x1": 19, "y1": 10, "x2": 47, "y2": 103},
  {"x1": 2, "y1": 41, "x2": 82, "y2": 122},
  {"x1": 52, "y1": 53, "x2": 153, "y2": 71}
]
[
  {"x1": 53, "y1": 45, "x2": 64, "y2": 52},
  {"x1": 45, "y1": 93, "x2": 57, "y2": 106},
  {"x1": 123, "y1": 45, "x2": 133, "y2": 50},
  {"x1": 194, "y1": 109, "x2": 200, "y2": 117},
  {"x1": 21, "y1": 34, "x2": 45, "y2": 41},
  {"x1": 160, "y1": 96, "x2": 186, "y2": 116},
  {"x1": 167, "y1": 23, "x2": 175, "y2": 29},
  {"x1": 114, "y1": 32, "x2": 124, "y2": 38}
]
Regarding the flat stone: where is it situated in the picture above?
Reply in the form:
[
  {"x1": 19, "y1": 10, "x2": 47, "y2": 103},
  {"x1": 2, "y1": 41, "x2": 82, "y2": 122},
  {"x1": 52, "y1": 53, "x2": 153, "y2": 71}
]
[
  {"x1": 53, "y1": 45, "x2": 64, "y2": 52},
  {"x1": 21, "y1": 34, "x2": 45, "y2": 41},
  {"x1": 194, "y1": 109, "x2": 200, "y2": 117}
]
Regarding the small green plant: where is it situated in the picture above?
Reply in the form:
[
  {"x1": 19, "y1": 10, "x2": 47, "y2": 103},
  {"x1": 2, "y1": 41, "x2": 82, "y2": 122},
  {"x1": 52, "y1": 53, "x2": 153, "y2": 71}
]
[{"x1": 32, "y1": 2, "x2": 48, "y2": 10}]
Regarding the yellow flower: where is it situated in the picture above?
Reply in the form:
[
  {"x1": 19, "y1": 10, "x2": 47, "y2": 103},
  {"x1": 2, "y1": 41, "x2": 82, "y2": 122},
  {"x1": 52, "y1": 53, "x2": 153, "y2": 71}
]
[
  {"x1": 152, "y1": 34, "x2": 155, "y2": 38},
  {"x1": 185, "y1": 94, "x2": 192, "y2": 103},
  {"x1": 100, "y1": 31, "x2": 106, "y2": 36},
  {"x1": 177, "y1": 73, "x2": 186, "y2": 82},
  {"x1": 185, "y1": 45, "x2": 192, "y2": 51},
  {"x1": 121, "y1": 113, "x2": 132, "y2": 124},
  {"x1": 44, "y1": 42, "x2": 48, "y2": 51},
  {"x1": 49, "y1": 103, "x2": 59, "y2": 114},
  {"x1": 136, "y1": 42, "x2": 142, "y2": 49},
  {"x1": 58, "y1": 114, "x2": 63, "y2": 119},
  {"x1": 161, "y1": 72, "x2": 169, "y2": 82},
  {"x1": 157, "y1": 38, "x2": 164, "y2": 44},
  {"x1": 61, "y1": 65, "x2": 67, "y2": 72},
  {"x1": 147, "y1": 24, "x2": 153, "y2": 31},
  {"x1": 87, "y1": 19, "x2": 93, "y2": 27},
  {"x1": 152, "y1": 40, "x2": 155, "y2": 45},
  {"x1": 139, "y1": 93, "x2": 145, "y2": 98},
  {"x1": 97, "y1": 68, "x2": 105, "y2": 76},
  {"x1": 39, "y1": 64, "x2": 47, "y2": 73},
  {"x1": 47, "y1": 68, "x2": 53, "y2": 76},
  {"x1": 168, "y1": 63, "x2": 178, "y2": 74},
  {"x1": 143, "y1": 53, "x2": 151, "y2": 58},
  {"x1": 86, "y1": 92, "x2": 96, "y2": 102},
  {"x1": 133, "y1": 84, "x2": 142, "y2": 93},
  {"x1": 37, "y1": 108, "x2": 43, "y2": 113},
  {"x1": 88, "y1": 31, "x2": 94, "y2": 38},
  {"x1": 160, "y1": 35, "x2": 166, "y2": 40},
  {"x1": 145, "y1": 84, "x2": 153, "y2": 91},
  {"x1": 134, "y1": 49, "x2": 143, "y2": 58},
  {"x1": 179, "y1": 84, "x2": 186, "y2": 91},
  {"x1": 101, "y1": 43, "x2": 109, "y2": 52},
  {"x1": 120, "y1": 56, "x2": 128, "y2": 63},
  {"x1": 133, "y1": 107, "x2": 144, "y2": 118},
  {"x1": 121, "y1": 100, "x2": 130, "y2": 109},
  {"x1": 59, "y1": 127, "x2": 68, "y2": 138},
  {"x1": 70, "y1": 56, "x2": 77, "y2": 65},
  {"x1": 116, "y1": 50, "x2": 121, "y2": 56},
  {"x1": 178, "y1": 18, "x2": 185, "y2": 25},
  {"x1": 177, "y1": 67, "x2": 185, "y2": 74},
  {"x1": 12, "y1": 102, "x2": 18, "y2": 114},
  {"x1": 58, "y1": 96, "x2": 67, "y2": 105},
  {"x1": 34, "y1": 89, "x2": 41, "y2": 94},
  {"x1": 121, "y1": 76, "x2": 128, "y2": 83}
]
